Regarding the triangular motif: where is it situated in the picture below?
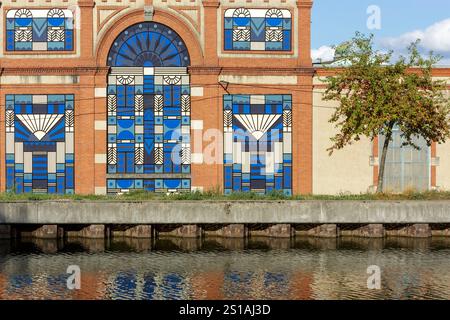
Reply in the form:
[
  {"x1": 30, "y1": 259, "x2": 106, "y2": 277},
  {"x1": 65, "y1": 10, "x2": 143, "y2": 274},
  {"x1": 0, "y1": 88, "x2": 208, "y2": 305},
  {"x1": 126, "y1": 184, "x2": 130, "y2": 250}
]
[
  {"x1": 32, "y1": 19, "x2": 47, "y2": 38},
  {"x1": 251, "y1": 19, "x2": 265, "y2": 37}
]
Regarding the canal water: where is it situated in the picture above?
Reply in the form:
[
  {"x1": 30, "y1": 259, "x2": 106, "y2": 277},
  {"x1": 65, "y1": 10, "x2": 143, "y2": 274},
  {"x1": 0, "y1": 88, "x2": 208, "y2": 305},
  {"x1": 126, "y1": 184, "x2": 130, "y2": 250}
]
[{"x1": 0, "y1": 237, "x2": 449, "y2": 300}]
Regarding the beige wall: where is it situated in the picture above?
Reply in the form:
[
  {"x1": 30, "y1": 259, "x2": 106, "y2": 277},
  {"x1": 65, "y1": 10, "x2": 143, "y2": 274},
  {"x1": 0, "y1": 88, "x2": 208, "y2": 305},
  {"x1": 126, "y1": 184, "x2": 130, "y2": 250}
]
[
  {"x1": 313, "y1": 86, "x2": 373, "y2": 195},
  {"x1": 437, "y1": 141, "x2": 450, "y2": 191},
  {"x1": 436, "y1": 88, "x2": 450, "y2": 191},
  {"x1": 313, "y1": 74, "x2": 450, "y2": 194}
]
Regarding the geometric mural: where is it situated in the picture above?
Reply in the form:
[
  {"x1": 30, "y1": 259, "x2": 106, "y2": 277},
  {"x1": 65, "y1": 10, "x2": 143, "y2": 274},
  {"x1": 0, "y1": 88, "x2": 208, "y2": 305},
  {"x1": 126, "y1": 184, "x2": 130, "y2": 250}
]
[
  {"x1": 6, "y1": 95, "x2": 75, "y2": 194},
  {"x1": 224, "y1": 8, "x2": 292, "y2": 51},
  {"x1": 106, "y1": 22, "x2": 191, "y2": 194},
  {"x1": 223, "y1": 95, "x2": 292, "y2": 195},
  {"x1": 6, "y1": 9, "x2": 74, "y2": 51}
]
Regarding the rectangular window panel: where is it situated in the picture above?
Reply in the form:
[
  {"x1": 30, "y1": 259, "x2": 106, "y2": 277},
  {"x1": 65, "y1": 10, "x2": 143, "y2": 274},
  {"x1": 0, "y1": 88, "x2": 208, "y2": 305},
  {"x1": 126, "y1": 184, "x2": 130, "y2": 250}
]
[
  {"x1": 107, "y1": 67, "x2": 191, "y2": 194},
  {"x1": 223, "y1": 94, "x2": 292, "y2": 195},
  {"x1": 379, "y1": 127, "x2": 430, "y2": 192},
  {"x1": 6, "y1": 94, "x2": 75, "y2": 194},
  {"x1": 6, "y1": 9, "x2": 74, "y2": 52},
  {"x1": 224, "y1": 8, "x2": 292, "y2": 51}
]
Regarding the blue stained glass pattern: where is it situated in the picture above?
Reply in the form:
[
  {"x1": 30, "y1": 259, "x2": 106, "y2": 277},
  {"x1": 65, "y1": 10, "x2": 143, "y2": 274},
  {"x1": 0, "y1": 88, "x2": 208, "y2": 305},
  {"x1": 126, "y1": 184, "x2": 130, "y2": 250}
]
[
  {"x1": 107, "y1": 22, "x2": 190, "y2": 67},
  {"x1": 224, "y1": 8, "x2": 292, "y2": 51},
  {"x1": 6, "y1": 9, "x2": 74, "y2": 52},
  {"x1": 107, "y1": 22, "x2": 191, "y2": 194},
  {"x1": 6, "y1": 94, "x2": 75, "y2": 194},
  {"x1": 107, "y1": 179, "x2": 191, "y2": 194},
  {"x1": 223, "y1": 95, "x2": 292, "y2": 195}
]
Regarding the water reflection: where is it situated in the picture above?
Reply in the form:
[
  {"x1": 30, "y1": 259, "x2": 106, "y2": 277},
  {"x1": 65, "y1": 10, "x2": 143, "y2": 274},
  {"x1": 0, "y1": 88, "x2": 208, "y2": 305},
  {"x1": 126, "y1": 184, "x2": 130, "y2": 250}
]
[{"x1": 0, "y1": 236, "x2": 449, "y2": 300}]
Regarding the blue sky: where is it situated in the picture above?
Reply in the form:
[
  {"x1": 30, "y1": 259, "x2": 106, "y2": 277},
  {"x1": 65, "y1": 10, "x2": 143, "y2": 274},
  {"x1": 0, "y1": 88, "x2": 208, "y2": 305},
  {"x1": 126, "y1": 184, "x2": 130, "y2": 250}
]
[{"x1": 311, "y1": 0, "x2": 450, "y2": 64}]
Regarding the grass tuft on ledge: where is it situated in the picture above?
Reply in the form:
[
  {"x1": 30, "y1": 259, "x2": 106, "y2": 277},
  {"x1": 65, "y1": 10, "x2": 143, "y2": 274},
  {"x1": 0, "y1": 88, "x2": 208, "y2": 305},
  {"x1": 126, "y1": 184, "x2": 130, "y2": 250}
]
[{"x1": 1, "y1": 189, "x2": 450, "y2": 201}]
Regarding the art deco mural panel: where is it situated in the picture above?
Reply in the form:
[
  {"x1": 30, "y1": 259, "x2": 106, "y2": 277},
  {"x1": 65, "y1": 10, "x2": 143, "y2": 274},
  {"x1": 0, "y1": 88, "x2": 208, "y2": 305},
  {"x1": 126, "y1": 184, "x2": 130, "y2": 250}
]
[
  {"x1": 5, "y1": 95, "x2": 75, "y2": 194},
  {"x1": 223, "y1": 95, "x2": 292, "y2": 195},
  {"x1": 6, "y1": 9, "x2": 74, "y2": 51},
  {"x1": 224, "y1": 8, "x2": 292, "y2": 51},
  {"x1": 106, "y1": 22, "x2": 191, "y2": 194}
]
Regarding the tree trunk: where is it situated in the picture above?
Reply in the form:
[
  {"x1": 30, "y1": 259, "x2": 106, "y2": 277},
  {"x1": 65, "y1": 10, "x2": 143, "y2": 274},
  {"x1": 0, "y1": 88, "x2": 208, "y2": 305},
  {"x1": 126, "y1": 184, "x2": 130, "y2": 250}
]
[{"x1": 377, "y1": 131, "x2": 393, "y2": 193}]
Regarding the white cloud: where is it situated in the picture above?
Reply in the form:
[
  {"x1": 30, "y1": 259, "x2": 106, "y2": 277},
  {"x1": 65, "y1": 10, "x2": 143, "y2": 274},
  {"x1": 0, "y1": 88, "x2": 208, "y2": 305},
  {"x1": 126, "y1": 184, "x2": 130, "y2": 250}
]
[
  {"x1": 311, "y1": 46, "x2": 335, "y2": 63},
  {"x1": 380, "y1": 18, "x2": 450, "y2": 54}
]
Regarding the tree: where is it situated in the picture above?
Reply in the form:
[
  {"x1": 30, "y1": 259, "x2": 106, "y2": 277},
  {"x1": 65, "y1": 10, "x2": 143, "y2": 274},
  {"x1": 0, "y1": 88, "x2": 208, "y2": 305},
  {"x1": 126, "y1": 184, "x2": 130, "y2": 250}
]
[{"x1": 323, "y1": 33, "x2": 450, "y2": 193}]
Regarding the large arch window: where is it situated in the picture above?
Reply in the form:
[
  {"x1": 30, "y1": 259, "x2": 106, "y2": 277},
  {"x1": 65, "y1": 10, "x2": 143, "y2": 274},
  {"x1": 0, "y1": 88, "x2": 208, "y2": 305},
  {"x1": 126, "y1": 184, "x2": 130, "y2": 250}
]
[
  {"x1": 107, "y1": 22, "x2": 190, "y2": 67},
  {"x1": 106, "y1": 23, "x2": 191, "y2": 194}
]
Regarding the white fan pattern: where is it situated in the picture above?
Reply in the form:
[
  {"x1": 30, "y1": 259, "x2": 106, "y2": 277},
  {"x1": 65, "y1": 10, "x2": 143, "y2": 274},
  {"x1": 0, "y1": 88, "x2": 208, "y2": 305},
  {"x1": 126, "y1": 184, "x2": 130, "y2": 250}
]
[
  {"x1": 17, "y1": 114, "x2": 63, "y2": 140},
  {"x1": 234, "y1": 114, "x2": 281, "y2": 140}
]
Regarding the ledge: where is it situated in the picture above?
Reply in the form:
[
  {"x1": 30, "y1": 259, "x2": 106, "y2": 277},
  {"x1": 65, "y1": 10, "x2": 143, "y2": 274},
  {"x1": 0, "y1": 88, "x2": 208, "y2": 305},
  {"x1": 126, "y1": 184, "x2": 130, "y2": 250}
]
[{"x1": 1, "y1": 200, "x2": 450, "y2": 224}]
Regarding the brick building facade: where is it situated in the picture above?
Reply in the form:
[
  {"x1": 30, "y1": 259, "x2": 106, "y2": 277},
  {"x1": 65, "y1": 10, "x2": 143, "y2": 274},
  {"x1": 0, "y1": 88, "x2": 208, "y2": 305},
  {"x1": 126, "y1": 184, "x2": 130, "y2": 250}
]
[{"x1": 0, "y1": 0, "x2": 449, "y2": 195}]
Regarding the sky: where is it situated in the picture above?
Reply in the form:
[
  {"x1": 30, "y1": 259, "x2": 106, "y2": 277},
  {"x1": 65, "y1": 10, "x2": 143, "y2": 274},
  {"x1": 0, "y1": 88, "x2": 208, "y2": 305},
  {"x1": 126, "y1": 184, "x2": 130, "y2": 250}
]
[{"x1": 311, "y1": 0, "x2": 450, "y2": 65}]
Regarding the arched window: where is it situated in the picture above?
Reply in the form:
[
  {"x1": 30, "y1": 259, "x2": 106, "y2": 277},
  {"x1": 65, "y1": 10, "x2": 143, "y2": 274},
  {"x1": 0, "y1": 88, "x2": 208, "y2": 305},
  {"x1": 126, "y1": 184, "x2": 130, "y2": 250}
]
[
  {"x1": 232, "y1": 8, "x2": 251, "y2": 43},
  {"x1": 106, "y1": 23, "x2": 191, "y2": 194},
  {"x1": 265, "y1": 9, "x2": 284, "y2": 43},
  {"x1": 14, "y1": 9, "x2": 33, "y2": 50},
  {"x1": 107, "y1": 22, "x2": 190, "y2": 67},
  {"x1": 47, "y1": 9, "x2": 65, "y2": 42}
]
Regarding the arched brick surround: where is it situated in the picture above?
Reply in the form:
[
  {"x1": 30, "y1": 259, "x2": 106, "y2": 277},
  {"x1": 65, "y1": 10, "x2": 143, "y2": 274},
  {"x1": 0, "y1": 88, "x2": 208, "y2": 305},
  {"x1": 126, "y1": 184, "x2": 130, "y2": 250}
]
[{"x1": 95, "y1": 9, "x2": 204, "y2": 67}]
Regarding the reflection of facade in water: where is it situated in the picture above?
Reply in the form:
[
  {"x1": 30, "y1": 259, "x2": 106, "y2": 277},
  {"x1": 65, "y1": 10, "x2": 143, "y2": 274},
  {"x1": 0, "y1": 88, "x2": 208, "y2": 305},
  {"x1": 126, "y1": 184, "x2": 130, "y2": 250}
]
[
  {"x1": 289, "y1": 272, "x2": 313, "y2": 300},
  {"x1": 0, "y1": 269, "x2": 314, "y2": 300},
  {"x1": 1, "y1": 237, "x2": 450, "y2": 300},
  {"x1": 72, "y1": 273, "x2": 108, "y2": 300},
  {"x1": 105, "y1": 272, "x2": 193, "y2": 300},
  {"x1": 191, "y1": 272, "x2": 224, "y2": 300},
  {"x1": 0, "y1": 274, "x2": 7, "y2": 299}
]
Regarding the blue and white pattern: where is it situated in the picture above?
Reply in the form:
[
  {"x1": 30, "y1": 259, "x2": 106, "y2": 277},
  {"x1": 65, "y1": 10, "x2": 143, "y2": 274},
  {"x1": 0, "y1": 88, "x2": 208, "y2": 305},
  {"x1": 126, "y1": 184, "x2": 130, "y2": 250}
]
[
  {"x1": 6, "y1": 9, "x2": 74, "y2": 51},
  {"x1": 107, "y1": 23, "x2": 191, "y2": 194},
  {"x1": 107, "y1": 22, "x2": 190, "y2": 67},
  {"x1": 107, "y1": 179, "x2": 191, "y2": 194},
  {"x1": 223, "y1": 95, "x2": 292, "y2": 195},
  {"x1": 224, "y1": 8, "x2": 292, "y2": 51},
  {"x1": 6, "y1": 95, "x2": 75, "y2": 194}
]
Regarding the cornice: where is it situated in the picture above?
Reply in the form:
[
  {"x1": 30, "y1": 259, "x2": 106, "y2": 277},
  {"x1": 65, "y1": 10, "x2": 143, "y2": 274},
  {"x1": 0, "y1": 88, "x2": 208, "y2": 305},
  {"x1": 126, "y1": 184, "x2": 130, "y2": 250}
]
[
  {"x1": 297, "y1": 1, "x2": 314, "y2": 9},
  {"x1": 214, "y1": 67, "x2": 315, "y2": 76},
  {"x1": 1, "y1": 67, "x2": 110, "y2": 76},
  {"x1": 1, "y1": 66, "x2": 315, "y2": 77},
  {"x1": 78, "y1": 0, "x2": 96, "y2": 8},
  {"x1": 202, "y1": 0, "x2": 220, "y2": 9},
  {"x1": 189, "y1": 66, "x2": 222, "y2": 75}
]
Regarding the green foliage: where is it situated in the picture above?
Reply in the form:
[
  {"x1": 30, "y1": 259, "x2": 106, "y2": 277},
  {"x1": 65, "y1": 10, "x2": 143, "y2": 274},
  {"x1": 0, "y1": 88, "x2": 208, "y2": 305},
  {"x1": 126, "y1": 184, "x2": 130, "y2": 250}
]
[{"x1": 323, "y1": 33, "x2": 450, "y2": 192}]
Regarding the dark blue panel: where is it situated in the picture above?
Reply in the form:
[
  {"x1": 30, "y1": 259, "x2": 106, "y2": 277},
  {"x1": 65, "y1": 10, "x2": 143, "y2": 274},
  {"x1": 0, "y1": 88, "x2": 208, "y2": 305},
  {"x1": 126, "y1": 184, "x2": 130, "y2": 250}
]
[
  {"x1": 108, "y1": 23, "x2": 190, "y2": 67},
  {"x1": 224, "y1": 30, "x2": 233, "y2": 50}
]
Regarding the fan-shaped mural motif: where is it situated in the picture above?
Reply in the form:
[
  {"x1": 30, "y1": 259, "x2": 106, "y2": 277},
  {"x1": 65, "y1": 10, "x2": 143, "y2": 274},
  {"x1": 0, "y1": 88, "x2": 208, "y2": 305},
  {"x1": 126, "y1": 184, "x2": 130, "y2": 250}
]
[
  {"x1": 5, "y1": 95, "x2": 75, "y2": 194},
  {"x1": 16, "y1": 114, "x2": 64, "y2": 140},
  {"x1": 224, "y1": 95, "x2": 292, "y2": 195},
  {"x1": 234, "y1": 114, "x2": 281, "y2": 140},
  {"x1": 107, "y1": 22, "x2": 190, "y2": 67}
]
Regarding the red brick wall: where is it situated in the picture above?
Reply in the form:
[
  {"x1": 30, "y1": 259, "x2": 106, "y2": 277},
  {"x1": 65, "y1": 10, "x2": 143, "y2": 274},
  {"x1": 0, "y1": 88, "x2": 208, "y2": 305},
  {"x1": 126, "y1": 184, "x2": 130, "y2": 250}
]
[{"x1": 0, "y1": 0, "x2": 315, "y2": 195}]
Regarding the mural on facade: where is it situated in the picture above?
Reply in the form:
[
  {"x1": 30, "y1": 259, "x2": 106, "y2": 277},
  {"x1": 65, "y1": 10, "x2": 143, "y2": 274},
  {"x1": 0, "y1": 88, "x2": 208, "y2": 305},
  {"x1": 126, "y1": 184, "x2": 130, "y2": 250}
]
[
  {"x1": 106, "y1": 22, "x2": 191, "y2": 194},
  {"x1": 224, "y1": 8, "x2": 292, "y2": 51},
  {"x1": 5, "y1": 95, "x2": 75, "y2": 194},
  {"x1": 6, "y1": 9, "x2": 74, "y2": 51},
  {"x1": 223, "y1": 95, "x2": 292, "y2": 195}
]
